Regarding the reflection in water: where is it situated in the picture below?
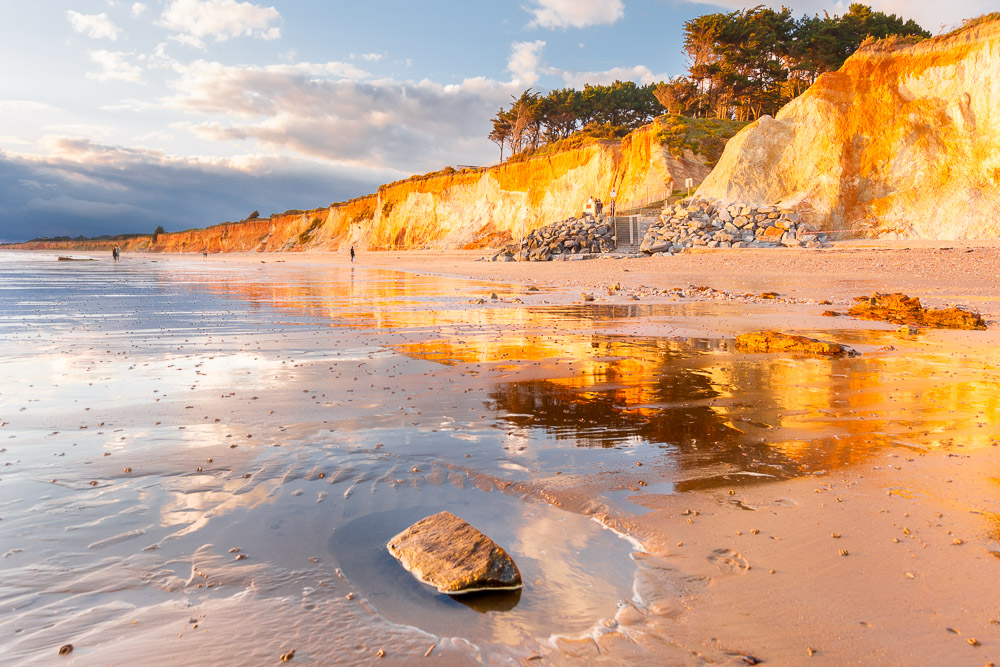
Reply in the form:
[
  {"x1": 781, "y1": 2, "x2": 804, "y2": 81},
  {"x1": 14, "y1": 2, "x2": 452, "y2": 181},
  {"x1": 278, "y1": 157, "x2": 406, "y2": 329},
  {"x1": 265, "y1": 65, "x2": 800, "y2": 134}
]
[{"x1": 3, "y1": 253, "x2": 1000, "y2": 663}]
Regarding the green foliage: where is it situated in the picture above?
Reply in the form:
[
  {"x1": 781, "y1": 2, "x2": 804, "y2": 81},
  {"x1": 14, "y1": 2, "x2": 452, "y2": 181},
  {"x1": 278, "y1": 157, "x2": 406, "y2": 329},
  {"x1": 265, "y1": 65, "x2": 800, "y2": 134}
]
[
  {"x1": 489, "y1": 82, "x2": 662, "y2": 161},
  {"x1": 677, "y1": 3, "x2": 930, "y2": 121},
  {"x1": 297, "y1": 217, "x2": 323, "y2": 245},
  {"x1": 654, "y1": 115, "x2": 748, "y2": 166},
  {"x1": 152, "y1": 225, "x2": 165, "y2": 242},
  {"x1": 247, "y1": 210, "x2": 260, "y2": 220},
  {"x1": 504, "y1": 123, "x2": 629, "y2": 164}
]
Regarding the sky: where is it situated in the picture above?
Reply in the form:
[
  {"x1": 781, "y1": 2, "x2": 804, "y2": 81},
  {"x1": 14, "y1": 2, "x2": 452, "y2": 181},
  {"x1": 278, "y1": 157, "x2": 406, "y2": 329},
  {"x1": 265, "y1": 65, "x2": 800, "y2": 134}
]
[{"x1": 0, "y1": 0, "x2": 990, "y2": 242}]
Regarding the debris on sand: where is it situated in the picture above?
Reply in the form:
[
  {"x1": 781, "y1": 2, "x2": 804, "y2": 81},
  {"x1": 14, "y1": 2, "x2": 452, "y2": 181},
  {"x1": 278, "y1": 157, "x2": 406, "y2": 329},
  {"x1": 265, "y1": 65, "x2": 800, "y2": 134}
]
[
  {"x1": 735, "y1": 331, "x2": 858, "y2": 357},
  {"x1": 387, "y1": 511, "x2": 522, "y2": 594},
  {"x1": 848, "y1": 293, "x2": 986, "y2": 330}
]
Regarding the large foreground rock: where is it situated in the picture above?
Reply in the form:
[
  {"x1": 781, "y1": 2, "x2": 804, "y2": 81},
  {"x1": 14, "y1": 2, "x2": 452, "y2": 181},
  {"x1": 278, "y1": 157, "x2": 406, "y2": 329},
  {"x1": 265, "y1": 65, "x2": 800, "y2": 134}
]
[
  {"x1": 387, "y1": 511, "x2": 522, "y2": 594},
  {"x1": 735, "y1": 331, "x2": 858, "y2": 357},
  {"x1": 848, "y1": 293, "x2": 986, "y2": 330}
]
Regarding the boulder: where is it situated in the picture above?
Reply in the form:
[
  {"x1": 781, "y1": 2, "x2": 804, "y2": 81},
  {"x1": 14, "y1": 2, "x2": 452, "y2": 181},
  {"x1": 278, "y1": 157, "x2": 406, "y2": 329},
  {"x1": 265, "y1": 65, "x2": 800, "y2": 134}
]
[
  {"x1": 735, "y1": 331, "x2": 858, "y2": 357},
  {"x1": 387, "y1": 511, "x2": 522, "y2": 594},
  {"x1": 848, "y1": 293, "x2": 986, "y2": 330}
]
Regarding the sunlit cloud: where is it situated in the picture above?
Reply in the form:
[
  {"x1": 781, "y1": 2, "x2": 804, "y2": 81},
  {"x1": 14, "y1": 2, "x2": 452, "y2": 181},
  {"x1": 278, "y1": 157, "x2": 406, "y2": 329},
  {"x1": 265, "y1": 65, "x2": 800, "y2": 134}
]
[
  {"x1": 87, "y1": 50, "x2": 145, "y2": 83},
  {"x1": 560, "y1": 65, "x2": 673, "y2": 88},
  {"x1": 526, "y1": 0, "x2": 624, "y2": 29},
  {"x1": 132, "y1": 2, "x2": 148, "y2": 16},
  {"x1": 0, "y1": 100, "x2": 60, "y2": 113},
  {"x1": 508, "y1": 40, "x2": 546, "y2": 87},
  {"x1": 159, "y1": 0, "x2": 282, "y2": 48},
  {"x1": 67, "y1": 10, "x2": 122, "y2": 40}
]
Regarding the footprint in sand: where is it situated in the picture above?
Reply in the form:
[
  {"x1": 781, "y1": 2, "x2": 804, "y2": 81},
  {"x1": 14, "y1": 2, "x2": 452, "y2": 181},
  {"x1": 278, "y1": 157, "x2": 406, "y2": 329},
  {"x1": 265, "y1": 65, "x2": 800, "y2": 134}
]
[{"x1": 708, "y1": 548, "x2": 750, "y2": 574}]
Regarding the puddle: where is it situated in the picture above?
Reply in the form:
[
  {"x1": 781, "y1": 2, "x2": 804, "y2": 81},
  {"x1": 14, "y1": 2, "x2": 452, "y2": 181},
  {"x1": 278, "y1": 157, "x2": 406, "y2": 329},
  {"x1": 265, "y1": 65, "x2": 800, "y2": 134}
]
[{"x1": 328, "y1": 485, "x2": 635, "y2": 646}]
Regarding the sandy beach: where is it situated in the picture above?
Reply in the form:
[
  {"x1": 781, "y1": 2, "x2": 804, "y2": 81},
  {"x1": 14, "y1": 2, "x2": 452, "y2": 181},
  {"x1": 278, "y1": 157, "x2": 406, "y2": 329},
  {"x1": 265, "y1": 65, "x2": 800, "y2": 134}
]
[{"x1": 2, "y1": 244, "x2": 999, "y2": 665}]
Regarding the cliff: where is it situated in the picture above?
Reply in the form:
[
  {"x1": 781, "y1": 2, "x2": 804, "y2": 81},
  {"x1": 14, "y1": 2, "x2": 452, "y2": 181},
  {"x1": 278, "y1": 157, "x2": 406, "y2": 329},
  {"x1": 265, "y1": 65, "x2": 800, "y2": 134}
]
[
  {"x1": 697, "y1": 16, "x2": 1000, "y2": 239},
  {"x1": 10, "y1": 121, "x2": 713, "y2": 253}
]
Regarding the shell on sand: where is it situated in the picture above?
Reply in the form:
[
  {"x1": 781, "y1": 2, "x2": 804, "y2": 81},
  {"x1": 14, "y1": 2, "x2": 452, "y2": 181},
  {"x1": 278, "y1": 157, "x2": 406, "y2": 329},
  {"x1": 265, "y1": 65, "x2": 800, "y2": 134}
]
[{"x1": 387, "y1": 511, "x2": 522, "y2": 595}]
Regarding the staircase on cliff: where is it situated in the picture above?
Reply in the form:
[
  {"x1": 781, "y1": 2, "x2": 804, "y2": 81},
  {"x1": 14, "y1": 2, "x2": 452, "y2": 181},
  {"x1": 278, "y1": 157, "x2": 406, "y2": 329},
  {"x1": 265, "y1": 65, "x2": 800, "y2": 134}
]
[{"x1": 613, "y1": 215, "x2": 656, "y2": 252}]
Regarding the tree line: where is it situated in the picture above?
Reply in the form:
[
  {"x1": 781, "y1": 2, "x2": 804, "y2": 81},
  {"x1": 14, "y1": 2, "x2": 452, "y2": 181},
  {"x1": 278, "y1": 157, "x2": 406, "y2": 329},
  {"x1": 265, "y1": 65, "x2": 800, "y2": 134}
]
[
  {"x1": 659, "y1": 3, "x2": 929, "y2": 121},
  {"x1": 489, "y1": 81, "x2": 661, "y2": 161},
  {"x1": 488, "y1": 4, "x2": 928, "y2": 160}
]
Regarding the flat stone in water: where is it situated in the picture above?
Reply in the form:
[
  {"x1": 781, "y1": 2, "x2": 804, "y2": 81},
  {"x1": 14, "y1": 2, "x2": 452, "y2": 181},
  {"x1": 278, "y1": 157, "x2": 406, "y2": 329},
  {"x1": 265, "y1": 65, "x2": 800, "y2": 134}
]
[
  {"x1": 735, "y1": 330, "x2": 857, "y2": 357},
  {"x1": 387, "y1": 511, "x2": 522, "y2": 594}
]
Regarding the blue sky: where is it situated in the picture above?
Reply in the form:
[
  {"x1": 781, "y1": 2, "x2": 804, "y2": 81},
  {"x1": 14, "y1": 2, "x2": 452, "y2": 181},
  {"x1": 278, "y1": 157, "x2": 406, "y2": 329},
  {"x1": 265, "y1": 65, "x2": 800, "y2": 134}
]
[{"x1": 0, "y1": 0, "x2": 987, "y2": 242}]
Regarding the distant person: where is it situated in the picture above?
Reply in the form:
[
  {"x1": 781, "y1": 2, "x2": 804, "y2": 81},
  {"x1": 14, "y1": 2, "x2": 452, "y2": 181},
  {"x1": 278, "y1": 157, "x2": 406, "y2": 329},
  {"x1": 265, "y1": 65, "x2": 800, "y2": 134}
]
[
  {"x1": 350, "y1": 245, "x2": 355, "y2": 263},
  {"x1": 112, "y1": 246, "x2": 119, "y2": 262}
]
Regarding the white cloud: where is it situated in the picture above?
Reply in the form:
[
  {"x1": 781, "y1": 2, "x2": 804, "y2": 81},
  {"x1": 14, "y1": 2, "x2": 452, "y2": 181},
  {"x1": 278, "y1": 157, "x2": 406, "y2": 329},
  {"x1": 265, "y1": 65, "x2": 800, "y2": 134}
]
[
  {"x1": 159, "y1": 0, "x2": 282, "y2": 48},
  {"x1": 158, "y1": 56, "x2": 523, "y2": 171},
  {"x1": 66, "y1": 10, "x2": 121, "y2": 40},
  {"x1": 560, "y1": 65, "x2": 671, "y2": 88},
  {"x1": 507, "y1": 40, "x2": 546, "y2": 87},
  {"x1": 42, "y1": 125, "x2": 116, "y2": 142},
  {"x1": 0, "y1": 100, "x2": 60, "y2": 112},
  {"x1": 526, "y1": 0, "x2": 624, "y2": 29},
  {"x1": 87, "y1": 50, "x2": 145, "y2": 83},
  {"x1": 351, "y1": 52, "x2": 385, "y2": 62},
  {"x1": 132, "y1": 2, "x2": 148, "y2": 16}
]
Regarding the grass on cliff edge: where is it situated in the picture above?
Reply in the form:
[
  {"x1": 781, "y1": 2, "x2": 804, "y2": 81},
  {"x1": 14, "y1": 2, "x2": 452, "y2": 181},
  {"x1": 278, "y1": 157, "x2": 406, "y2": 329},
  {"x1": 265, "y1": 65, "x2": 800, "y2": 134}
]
[{"x1": 654, "y1": 115, "x2": 747, "y2": 166}]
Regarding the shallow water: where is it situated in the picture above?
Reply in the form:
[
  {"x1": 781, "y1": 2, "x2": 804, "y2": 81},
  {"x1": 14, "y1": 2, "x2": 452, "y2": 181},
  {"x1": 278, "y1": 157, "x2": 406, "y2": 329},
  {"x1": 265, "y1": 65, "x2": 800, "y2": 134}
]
[{"x1": 1, "y1": 251, "x2": 999, "y2": 664}]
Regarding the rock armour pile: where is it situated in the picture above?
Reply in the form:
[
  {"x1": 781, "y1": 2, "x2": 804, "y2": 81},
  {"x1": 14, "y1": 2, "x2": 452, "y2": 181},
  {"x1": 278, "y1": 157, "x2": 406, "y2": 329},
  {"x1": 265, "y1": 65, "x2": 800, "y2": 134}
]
[
  {"x1": 640, "y1": 199, "x2": 831, "y2": 255},
  {"x1": 490, "y1": 215, "x2": 615, "y2": 262}
]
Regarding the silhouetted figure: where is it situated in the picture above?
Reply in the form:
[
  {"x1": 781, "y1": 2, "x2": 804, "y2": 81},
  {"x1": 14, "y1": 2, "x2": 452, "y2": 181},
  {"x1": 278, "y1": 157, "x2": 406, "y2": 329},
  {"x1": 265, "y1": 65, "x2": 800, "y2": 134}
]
[
  {"x1": 112, "y1": 246, "x2": 119, "y2": 262},
  {"x1": 350, "y1": 246, "x2": 355, "y2": 263}
]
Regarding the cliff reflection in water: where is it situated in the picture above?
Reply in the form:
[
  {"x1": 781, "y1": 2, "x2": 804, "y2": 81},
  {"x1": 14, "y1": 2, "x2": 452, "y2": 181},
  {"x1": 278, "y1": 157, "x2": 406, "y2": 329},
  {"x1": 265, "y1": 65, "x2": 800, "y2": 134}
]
[
  {"x1": 402, "y1": 332, "x2": 1000, "y2": 490},
  {"x1": 182, "y1": 264, "x2": 1000, "y2": 491}
]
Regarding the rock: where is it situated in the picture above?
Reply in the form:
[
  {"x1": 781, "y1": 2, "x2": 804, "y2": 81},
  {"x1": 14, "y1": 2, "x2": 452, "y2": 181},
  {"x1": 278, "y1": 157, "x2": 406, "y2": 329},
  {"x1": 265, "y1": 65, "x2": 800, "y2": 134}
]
[
  {"x1": 735, "y1": 331, "x2": 858, "y2": 357},
  {"x1": 387, "y1": 511, "x2": 522, "y2": 594},
  {"x1": 848, "y1": 292, "x2": 986, "y2": 330}
]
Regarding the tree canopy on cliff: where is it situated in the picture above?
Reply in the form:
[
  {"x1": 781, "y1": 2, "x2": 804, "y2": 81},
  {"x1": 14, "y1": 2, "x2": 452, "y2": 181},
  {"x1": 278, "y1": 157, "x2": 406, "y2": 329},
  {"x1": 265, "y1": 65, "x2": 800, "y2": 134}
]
[
  {"x1": 489, "y1": 82, "x2": 661, "y2": 161},
  {"x1": 662, "y1": 3, "x2": 930, "y2": 121},
  {"x1": 488, "y1": 4, "x2": 929, "y2": 161}
]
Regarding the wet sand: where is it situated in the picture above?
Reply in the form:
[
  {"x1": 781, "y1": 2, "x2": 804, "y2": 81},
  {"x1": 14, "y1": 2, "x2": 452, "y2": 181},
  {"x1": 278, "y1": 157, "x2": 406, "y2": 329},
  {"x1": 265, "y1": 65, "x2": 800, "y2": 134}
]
[{"x1": 2, "y1": 246, "x2": 999, "y2": 664}]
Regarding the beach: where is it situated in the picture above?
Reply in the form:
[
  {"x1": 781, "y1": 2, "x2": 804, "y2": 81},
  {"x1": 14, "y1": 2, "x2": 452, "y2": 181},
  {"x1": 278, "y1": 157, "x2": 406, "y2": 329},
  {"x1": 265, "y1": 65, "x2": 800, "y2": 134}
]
[{"x1": 1, "y1": 245, "x2": 999, "y2": 665}]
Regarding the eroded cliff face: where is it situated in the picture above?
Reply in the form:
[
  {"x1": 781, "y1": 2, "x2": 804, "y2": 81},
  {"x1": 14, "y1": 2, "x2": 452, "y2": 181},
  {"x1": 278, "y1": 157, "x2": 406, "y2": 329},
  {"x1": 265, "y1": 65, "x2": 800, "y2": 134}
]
[
  {"x1": 697, "y1": 18, "x2": 1000, "y2": 239},
  {"x1": 8, "y1": 123, "x2": 709, "y2": 253}
]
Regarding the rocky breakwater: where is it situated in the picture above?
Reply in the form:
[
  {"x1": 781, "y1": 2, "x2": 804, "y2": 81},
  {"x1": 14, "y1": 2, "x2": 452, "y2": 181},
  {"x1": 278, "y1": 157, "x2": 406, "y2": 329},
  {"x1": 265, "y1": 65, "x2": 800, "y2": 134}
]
[
  {"x1": 489, "y1": 215, "x2": 615, "y2": 262},
  {"x1": 639, "y1": 198, "x2": 831, "y2": 255}
]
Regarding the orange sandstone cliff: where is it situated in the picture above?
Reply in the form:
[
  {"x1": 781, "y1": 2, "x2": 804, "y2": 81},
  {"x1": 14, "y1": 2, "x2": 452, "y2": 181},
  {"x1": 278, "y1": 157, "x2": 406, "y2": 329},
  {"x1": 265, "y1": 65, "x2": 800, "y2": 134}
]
[
  {"x1": 697, "y1": 17, "x2": 1000, "y2": 239},
  {"x1": 12, "y1": 122, "x2": 709, "y2": 254}
]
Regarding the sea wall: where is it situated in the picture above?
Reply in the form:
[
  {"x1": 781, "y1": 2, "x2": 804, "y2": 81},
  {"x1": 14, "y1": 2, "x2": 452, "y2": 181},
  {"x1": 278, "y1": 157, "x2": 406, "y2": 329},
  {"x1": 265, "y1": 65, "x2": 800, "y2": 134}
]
[
  {"x1": 697, "y1": 18, "x2": 1000, "y2": 239},
  {"x1": 11, "y1": 123, "x2": 711, "y2": 253}
]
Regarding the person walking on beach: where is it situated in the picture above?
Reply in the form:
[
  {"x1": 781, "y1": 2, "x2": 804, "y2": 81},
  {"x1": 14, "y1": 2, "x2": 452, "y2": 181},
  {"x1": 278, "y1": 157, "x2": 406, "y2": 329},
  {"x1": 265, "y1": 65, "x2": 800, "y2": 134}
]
[
  {"x1": 112, "y1": 246, "x2": 119, "y2": 262},
  {"x1": 350, "y1": 245, "x2": 355, "y2": 263}
]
